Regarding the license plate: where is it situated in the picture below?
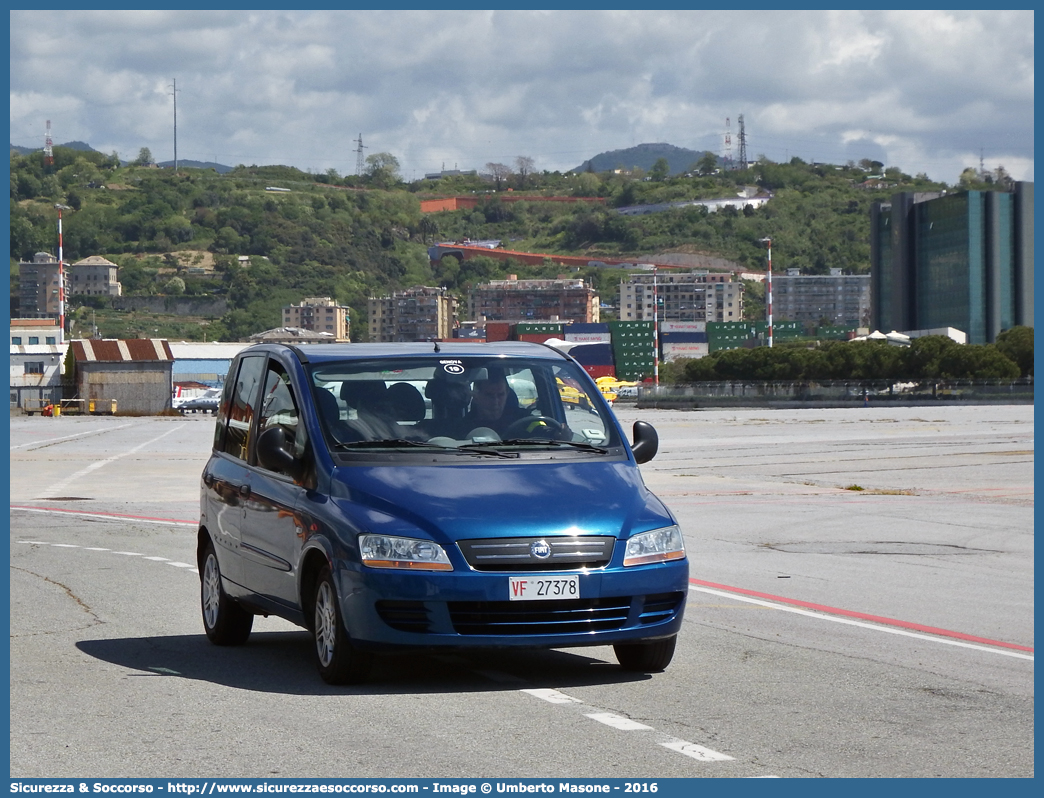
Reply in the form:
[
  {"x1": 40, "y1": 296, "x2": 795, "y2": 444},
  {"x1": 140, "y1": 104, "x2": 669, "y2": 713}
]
[{"x1": 508, "y1": 575, "x2": 580, "y2": 601}]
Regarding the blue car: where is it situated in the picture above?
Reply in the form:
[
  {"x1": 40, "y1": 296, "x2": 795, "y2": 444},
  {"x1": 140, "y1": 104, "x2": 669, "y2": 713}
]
[{"x1": 198, "y1": 342, "x2": 687, "y2": 684}]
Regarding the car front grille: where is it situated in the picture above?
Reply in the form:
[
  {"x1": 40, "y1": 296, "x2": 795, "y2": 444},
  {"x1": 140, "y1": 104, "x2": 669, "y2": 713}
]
[
  {"x1": 448, "y1": 597, "x2": 631, "y2": 635},
  {"x1": 457, "y1": 536, "x2": 615, "y2": 571}
]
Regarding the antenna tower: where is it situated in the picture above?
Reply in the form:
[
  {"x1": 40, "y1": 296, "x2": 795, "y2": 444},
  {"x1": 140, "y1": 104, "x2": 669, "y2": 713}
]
[
  {"x1": 44, "y1": 120, "x2": 53, "y2": 167},
  {"x1": 724, "y1": 117, "x2": 732, "y2": 171},
  {"x1": 170, "y1": 79, "x2": 180, "y2": 172},
  {"x1": 354, "y1": 134, "x2": 368, "y2": 176},
  {"x1": 737, "y1": 114, "x2": 748, "y2": 171}
]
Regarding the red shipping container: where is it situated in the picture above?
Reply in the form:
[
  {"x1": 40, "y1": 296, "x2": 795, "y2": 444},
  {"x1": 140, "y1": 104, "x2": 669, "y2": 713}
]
[
  {"x1": 517, "y1": 333, "x2": 557, "y2": 344},
  {"x1": 485, "y1": 322, "x2": 512, "y2": 342},
  {"x1": 583, "y1": 365, "x2": 616, "y2": 379}
]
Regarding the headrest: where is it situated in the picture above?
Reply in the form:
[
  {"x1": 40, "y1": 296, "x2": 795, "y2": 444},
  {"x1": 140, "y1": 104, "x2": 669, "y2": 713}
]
[
  {"x1": 340, "y1": 380, "x2": 388, "y2": 410},
  {"x1": 386, "y1": 382, "x2": 426, "y2": 423}
]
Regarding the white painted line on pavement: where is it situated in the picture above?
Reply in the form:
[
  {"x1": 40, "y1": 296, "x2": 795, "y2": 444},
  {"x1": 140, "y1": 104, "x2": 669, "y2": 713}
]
[
  {"x1": 585, "y1": 712, "x2": 653, "y2": 731},
  {"x1": 661, "y1": 739, "x2": 735, "y2": 762},
  {"x1": 522, "y1": 688, "x2": 582, "y2": 704},
  {"x1": 37, "y1": 425, "x2": 183, "y2": 498},
  {"x1": 690, "y1": 584, "x2": 1034, "y2": 661}
]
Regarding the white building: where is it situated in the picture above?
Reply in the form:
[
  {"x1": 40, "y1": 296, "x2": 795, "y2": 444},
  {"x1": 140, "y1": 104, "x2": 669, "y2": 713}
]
[{"x1": 619, "y1": 272, "x2": 743, "y2": 323}]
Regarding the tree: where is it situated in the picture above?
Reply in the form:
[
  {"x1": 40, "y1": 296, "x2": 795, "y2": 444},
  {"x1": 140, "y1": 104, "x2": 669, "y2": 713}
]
[
  {"x1": 365, "y1": 152, "x2": 401, "y2": 188},
  {"x1": 994, "y1": 326, "x2": 1033, "y2": 377},
  {"x1": 134, "y1": 147, "x2": 154, "y2": 166},
  {"x1": 696, "y1": 152, "x2": 718, "y2": 176},
  {"x1": 485, "y1": 162, "x2": 512, "y2": 191},
  {"x1": 163, "y1": 276, "x2": 186, "y2": 295},
  {"x1": 515, "y1": 156, "x2": 535, "y2": 189},
  {"x1": 649, "y1": 158, "x2": 670, "y2": 182}
]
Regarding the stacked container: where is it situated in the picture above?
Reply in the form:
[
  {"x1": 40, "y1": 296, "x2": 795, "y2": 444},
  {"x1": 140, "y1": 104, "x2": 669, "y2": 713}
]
[
  {"x1": 659, "y1": 320, "x2": 708, "y2": 361},
  {"x1": 609, "y1": 320, "x2": 656, "y2": 381},
  {"x1": 515, "y1": 321, "x2": 564, "y2": 345}
]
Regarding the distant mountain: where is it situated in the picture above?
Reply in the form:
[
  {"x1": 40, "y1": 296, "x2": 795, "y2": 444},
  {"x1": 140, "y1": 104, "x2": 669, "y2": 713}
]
[
  {"x1": 157, "y1": 160, "x2": 233, "y2": 173},
  {"x1": 10, "y1": 140, "x2": 96, "y2": 156},
  {"x1": 575, "y1": 142, "x2": 716, "y2": 176},
  {"x1": 10, "y1": 141, "x2": 232, "y2": 172}
]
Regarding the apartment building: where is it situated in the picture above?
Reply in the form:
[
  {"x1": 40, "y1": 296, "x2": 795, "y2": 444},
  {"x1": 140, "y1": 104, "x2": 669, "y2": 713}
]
[
  {"x1": 467, "y1": 276, "x2": 599, "y2": 324},
  {"x1": 18, "y1": 252, "x2": 62, "y2": 319},
  {"x1": 282, "y1": 297, "x2": 350, "y2": 341},
  {"x1": 368, "y1": 286, "x2": 457, "y2": 342},
  {"x1": 69, "y1": 256, "x2": 122, "y2": 297},
  {"x1": 619, "y1": 272, "x2": 742, "y2": 323},
  {"x1": 773, "y1": 268, "x2": 870, "y2": 327}
]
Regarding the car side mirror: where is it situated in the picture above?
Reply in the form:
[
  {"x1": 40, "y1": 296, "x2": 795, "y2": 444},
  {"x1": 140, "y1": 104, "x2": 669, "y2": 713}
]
[
  {"x1": 631, "y1": 420, "x2": 658, "y2": 464},
  {"x1": 256, "y1": 426, "x2": 300, "y2": 477}
]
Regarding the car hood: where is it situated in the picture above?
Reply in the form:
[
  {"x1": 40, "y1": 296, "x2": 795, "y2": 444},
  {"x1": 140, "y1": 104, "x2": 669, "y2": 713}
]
[{"x1": 326, "y1": 460, "x2": 674, "y2": 542}]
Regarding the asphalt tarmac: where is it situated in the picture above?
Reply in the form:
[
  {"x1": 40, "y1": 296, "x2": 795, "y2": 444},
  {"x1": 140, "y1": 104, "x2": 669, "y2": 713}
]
[{"x1": 8, "y1": 404, "x2": 1034, "y2": 778}]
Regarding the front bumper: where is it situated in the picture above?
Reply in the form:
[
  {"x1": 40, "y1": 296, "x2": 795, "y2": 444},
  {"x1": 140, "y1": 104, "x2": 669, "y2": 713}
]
[{"x1": 335, "y1": 558, "x2": 689, "y2": 651}]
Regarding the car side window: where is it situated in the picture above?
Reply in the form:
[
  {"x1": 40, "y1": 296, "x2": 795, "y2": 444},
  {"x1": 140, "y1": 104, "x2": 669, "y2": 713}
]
[
  {"x1": 257, "y1": 361, "x2": 305, "y2": 471},
  {"x1": 221, "y1": 355, "x2": 266, "y2": 461}
]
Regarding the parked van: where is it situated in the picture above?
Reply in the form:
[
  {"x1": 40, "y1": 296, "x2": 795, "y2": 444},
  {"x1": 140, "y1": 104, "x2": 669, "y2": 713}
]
[{"x1": 198, "y1": 342, "x2": 687, "y2": 683}]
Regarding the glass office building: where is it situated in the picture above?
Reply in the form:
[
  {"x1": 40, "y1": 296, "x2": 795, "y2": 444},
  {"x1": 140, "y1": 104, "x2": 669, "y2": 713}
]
[{"x1": 870, "y1": 183, "x2": 1033, "y2": 343}]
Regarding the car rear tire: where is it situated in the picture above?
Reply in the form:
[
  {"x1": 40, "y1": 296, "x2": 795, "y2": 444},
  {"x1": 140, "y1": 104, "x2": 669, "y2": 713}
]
[
  {"x1": 613, "y1": 634, "x2": 677, "y2": 672},
  {"x1": 201, "y1": 541, "x2": 253, "y2": 645},
  {"x1": 313, "y1": 566, "x2": 373, "y2": 685}
]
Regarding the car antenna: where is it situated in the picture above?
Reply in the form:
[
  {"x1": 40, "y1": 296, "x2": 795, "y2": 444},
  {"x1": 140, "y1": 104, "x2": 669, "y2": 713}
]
[{"x1": 433, "y1": 340, "x2": 441, "y2": 352}]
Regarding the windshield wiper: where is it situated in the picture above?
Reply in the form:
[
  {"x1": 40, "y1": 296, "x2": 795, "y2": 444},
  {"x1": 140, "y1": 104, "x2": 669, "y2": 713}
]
[
  {"x1": 469, "y1": 439, "x2": 610, "y2": 454},
  {"x1": 333, "y1": 439, "x2": 444, "y2": 450},
  {"x1": 333, "y1": 439, "x2": 519, "y2": 458}
]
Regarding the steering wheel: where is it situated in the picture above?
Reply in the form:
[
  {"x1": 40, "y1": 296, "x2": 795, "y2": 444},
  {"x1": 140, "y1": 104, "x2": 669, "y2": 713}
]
[{"x1": 504, "y1": 415, "x2": 566, "y2": 440}]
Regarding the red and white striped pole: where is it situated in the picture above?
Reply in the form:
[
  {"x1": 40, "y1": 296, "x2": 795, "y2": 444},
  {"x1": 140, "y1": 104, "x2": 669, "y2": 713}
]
[
  {"x1": 761, "y1": 237, "x2": 773, "y2": 348},
  {"x1": 56, "y1": 204, "x2": 68, "y2": 344}
]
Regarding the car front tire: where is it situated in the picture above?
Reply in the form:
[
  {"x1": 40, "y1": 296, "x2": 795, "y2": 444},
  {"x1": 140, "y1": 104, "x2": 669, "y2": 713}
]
[
  {"x1": 201, "y1": 540, "x2": 253, "y2": 645},
  {"x1": 613, "y1": 634, "x2": 677, "y2": 672},
  {"x1": 313, "y1": 566, "x2": 373, "y2": 685}
]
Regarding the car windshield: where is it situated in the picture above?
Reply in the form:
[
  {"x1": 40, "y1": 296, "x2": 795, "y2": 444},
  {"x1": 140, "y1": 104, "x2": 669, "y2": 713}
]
[{"x1": 308, "y1": 356, "x2": 621, "y2": 454}]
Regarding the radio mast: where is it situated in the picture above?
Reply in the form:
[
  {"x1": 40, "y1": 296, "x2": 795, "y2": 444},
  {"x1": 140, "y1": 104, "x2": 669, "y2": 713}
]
[
  {"x1": 737, "y1": 115, "x2": 748, "y2": 171},
  {"x1": 354, "y1": 134, "x2": 368, "y2": 176},
  {"x1": 44, "y1": 120, "x2": 53, "y2": 167}
]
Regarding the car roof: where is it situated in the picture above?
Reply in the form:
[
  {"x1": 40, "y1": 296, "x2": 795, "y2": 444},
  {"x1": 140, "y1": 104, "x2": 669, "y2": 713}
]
[{"x1": 243, "y1": 341, "x2": 571, "y2": 365}]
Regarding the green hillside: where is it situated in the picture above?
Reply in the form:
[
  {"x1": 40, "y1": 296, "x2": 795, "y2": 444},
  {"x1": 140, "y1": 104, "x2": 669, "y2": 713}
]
[{"x1": 11, "y1": 144, "x2": 956, "y2": 341}]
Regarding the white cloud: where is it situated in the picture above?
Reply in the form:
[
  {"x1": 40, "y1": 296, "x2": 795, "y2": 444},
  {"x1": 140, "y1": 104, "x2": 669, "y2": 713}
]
[{"x1": 9, "y1": 9, "x2": 1033, "y2": 183}]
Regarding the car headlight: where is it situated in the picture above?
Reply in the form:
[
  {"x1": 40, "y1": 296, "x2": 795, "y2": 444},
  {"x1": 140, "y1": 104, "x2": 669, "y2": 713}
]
[
  {"x1": 359, "y1": 534, "x2": 453, "y2": 571},
  {"x1": 623, "y1": 525, "x2": 686, "y2": 567}
]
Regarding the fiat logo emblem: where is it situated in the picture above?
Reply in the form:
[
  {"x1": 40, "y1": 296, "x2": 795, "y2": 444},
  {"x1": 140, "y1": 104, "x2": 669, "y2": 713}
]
[{"x1": 530, "y1": 540, "x2": 552, "y2": 559}]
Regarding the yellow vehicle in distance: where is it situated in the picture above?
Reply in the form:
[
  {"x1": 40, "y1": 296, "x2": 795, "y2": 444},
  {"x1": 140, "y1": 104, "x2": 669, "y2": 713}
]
[{"x1": 596, "y1": 376, "x2": 640, "y2": 405}]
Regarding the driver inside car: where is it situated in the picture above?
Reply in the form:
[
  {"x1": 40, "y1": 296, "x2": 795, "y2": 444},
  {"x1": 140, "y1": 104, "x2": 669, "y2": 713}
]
[{"x1": 465, "y1": 368, "x2": 543, "y2": 438}]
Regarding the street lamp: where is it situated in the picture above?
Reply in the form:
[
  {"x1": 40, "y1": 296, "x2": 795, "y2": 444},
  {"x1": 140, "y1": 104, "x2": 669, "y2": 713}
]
[
  {"x1": 759, "y1": 237, "x2": 773, "y2": 347},
  {"x1": 652, "y1": 269, "x2": 659, "y2": 387}
]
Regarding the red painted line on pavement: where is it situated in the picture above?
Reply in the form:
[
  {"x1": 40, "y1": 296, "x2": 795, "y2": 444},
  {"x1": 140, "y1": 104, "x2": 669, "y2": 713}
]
[
  {"x1": 11, "y1": 504, "x2": 196, "y2": 526},
  {"x1": 690, "y1": 577, "x2": 1033, "y2": 653}
]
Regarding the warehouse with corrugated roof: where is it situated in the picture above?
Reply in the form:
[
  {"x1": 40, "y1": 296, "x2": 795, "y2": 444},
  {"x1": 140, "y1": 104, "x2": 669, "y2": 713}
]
[{"x1": 70, "y1": 338, "x2": 175, "y2": 414}]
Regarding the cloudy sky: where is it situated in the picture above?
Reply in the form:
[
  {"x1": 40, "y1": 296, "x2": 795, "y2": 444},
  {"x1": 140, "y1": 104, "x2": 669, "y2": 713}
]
[{"x1": 9, "y1": 10, "x2": 1034, "y2": 184}]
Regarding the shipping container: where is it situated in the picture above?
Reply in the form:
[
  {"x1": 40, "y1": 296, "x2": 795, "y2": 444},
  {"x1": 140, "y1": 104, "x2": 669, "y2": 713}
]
[
  {"x1": 567, "y1": 323, "x2": 611, "y2": 335},
  {"x1": 565, "y1": 331, "x2": 612, "y2": 343},
  {"x1": 568, "y1": 342, "x2": 614, "y2": 366},
  {"x1": 515, "y1": 322, "x2": 563, "y2": 336},
  {"x1": 452, "y1": 327, "x2": 486, "y2": 339},
  {"x1": 659, "y1": 331, "x2": 708, "y2": 344},
  {"x1": 516, "y1": 333, "x2": 558, "y2": 344},
  {"x1": 485, "y1": 322, "x2": 513, "y2": 342},
  {"x1": 660, "y1": 321, "x2": 706, "y2": 333},
  {"x1": 583, "y1": 364, "x2": 616, "y2": 380},
  {"x1": 661, "y1": 342, "x2": 709, "y2": 361}
]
